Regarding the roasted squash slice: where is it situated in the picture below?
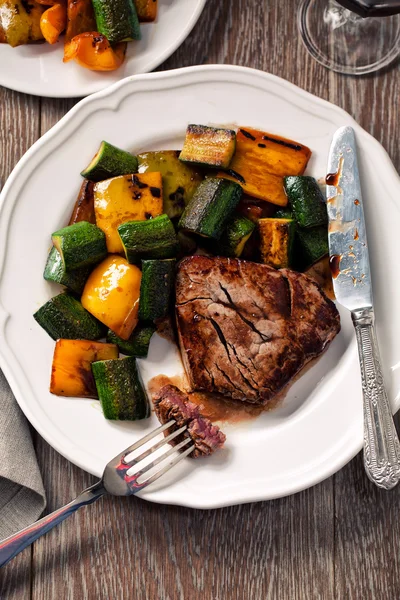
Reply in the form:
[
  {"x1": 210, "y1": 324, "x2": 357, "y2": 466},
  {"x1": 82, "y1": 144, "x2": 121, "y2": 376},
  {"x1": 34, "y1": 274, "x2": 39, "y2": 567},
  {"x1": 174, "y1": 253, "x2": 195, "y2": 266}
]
[
  {"x1": 68, "y1": 180, "x2": 96, "y2": 225},
  {"x1": 0, "y1": 0, "x2": 45, "y2": 47},
  {"x1": 94, "y1": 172, "x2": 163, "y2": 253},
  {"x1": 258, "y1": 218, "x2": 295, "y2": 269},
  {"x1": 218, "y1": 128, "x2": 312, "y2": 207},
  {"x1": 63, "y1": 32, "x2": 127, "y2": 71},
  {"x1": 50, "y1": 339, "x2": 118, "y2": 398},
  {"x1": 134, "y1": 0, "x2": 157, "y2": 21},
  {"x1": 81, "y1": 255, "x2": 142, "y2": 340},
  {"x1": 40, "y1": 3, "x2": 67, "y2": 44},
  {"x1": 64, "y1": 0, "x2": 96, "y2": 46}
]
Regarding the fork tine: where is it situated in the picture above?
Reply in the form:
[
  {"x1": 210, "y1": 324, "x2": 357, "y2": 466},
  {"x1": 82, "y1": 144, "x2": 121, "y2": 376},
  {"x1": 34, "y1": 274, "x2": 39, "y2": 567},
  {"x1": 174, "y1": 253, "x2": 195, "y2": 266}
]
[
  {"x1": 137, "y1": 444, "x2": 195, "y2": 488},
  {"x1": 133, "y1": 437, "x2": 193, "y2": 479},
  {"x1": 122, "y1": 420, "x2": 175, "y2": 460},
  {"x1": 124, "y1": 425, "x2": 188, "y2": 466}
]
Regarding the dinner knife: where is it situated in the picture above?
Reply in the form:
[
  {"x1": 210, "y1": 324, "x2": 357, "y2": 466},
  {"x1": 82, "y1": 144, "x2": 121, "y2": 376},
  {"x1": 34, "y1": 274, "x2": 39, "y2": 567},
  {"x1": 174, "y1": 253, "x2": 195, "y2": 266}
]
[{"x1": 326, "y1": 125, "x2": 400, "y2": 490}]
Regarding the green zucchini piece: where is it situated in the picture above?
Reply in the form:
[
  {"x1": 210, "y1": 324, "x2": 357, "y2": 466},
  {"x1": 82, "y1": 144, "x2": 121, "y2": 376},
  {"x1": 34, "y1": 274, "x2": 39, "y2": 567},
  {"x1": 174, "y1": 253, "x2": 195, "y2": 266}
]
[
  {"x1": 81, "y1": 141, "x2": 139, "y2": 182},
  {"x1": 43, "y1": 247, "x2": 91, "y2": 296},
  {"x1": 179, "y1": 125, "x2": 236, "y2": 169},
  {"x1": 34, "y1": 293, "x2": 106, "y2": 341},
  {"x1": 178, "y1": 177, "x2": 242, "y2": 240},
  {"x1": 118, "y1": 214, "x2": 178, "y2": 264},
  {"x1": 274, "y1": 207, "x2": 293, "y2": 219},
  {"x1": 284, "y1": 176, "x2": 327, "y2": 228},
  {"x1": 210, "y1": 216, "x2": 255, "y2": 257},
  {"x1": 92, "y1": 356, "x2": 150, "y2": 420},
  {"x1": 293, "y1": 226, "x2": 329, "y2": 270},
  {"x1": 137, "y1": 151, "x2": 203, "y2": 219},
  {"x1": 138, "y1": 259, "x2": 176, "y2": 322},
  {"x1": 107, "y1": 323, "x2": 156, "y2": 358},
  {"x1": 92, "y1": 0, "x2": 141, "y2": 43},
  {"x1": 258, "y1": 218, "x2": 295, "y2": 269},
  {"x1": 52, "y1": 221, "x2": 107, "y2": 272}
]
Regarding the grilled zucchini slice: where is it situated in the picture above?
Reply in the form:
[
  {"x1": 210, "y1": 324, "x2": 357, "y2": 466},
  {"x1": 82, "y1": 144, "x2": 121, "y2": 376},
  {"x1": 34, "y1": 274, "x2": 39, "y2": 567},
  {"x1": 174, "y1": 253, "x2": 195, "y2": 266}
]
[
  {"x1": 81, "y1": 141, "x2": 139, "y2": 182},
  {"x1": 179, "y1": 125, "x2": 236, "y2": 169},
  {"x1": 118, "y1": 214, "x2": 178, "y2": 264},
  {"x1": 138, "y1": 259, "x2": 176, "y2": 322},
  {"x1": 43, "y1": 247, "x2": 91, "y2": 296},
  {"x1": 284, "y1": 176, "x2": 328, "y2": 228},
  {"x1": 107, "y1": 323, "x2": 156, "y2": 358}
]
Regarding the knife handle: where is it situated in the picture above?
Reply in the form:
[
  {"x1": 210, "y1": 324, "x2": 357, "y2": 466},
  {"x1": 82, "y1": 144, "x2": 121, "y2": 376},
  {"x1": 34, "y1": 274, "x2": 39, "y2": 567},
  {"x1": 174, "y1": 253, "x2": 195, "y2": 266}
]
[{"x1": 352, "y1": 307, "x2": 400, "y2": 490}]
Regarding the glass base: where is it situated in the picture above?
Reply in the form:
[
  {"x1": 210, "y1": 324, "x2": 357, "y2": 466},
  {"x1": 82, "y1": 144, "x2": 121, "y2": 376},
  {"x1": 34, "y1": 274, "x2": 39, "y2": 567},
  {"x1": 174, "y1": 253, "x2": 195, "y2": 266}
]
[{"x1": 298, "y1": 0, "x2": 400, "y2": 75}]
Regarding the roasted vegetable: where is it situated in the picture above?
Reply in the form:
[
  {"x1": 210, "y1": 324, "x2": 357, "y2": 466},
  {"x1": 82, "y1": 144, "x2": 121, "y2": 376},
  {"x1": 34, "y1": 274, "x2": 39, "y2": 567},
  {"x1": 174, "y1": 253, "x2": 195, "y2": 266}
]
[
  {"x1": 138, "y1": 151, "x2": 203, "y2": 219},
  {"x1": 118, "y1": 214, "x2": 178, "y2": 264},
  {"x1": 0, "y1": 0, "x2": 45, "y2": 47},
  {"x1": 179, "y1": 125, "x2": 236, "y2": 169},
  {"x1": 94, "y1": 172, "x2": 163, "y2": 253},
  {"x1": 134, "y1": 0, "x2": 157, "y2": 21},
  {"x1": 258, "y1": 218, "x2": 295, "y2": 269},
  {"x1": 237, "y1": 197, "x2": 276, "y2": 223},
  {"x1": 178, "y1": 177, "x2": 242, "y2": 240},
  {"x1": 43, "y1": 247, "x2": 91, "y2": 295},
  {"x1": 34, "y1": 292, "x2": 106, "y2": 341},
  {"x1": 40, "y1": 3, "x2": 67, "y2": 44},
  {"x1": 64, "y1": 0, "x2": 96, "y2": 47},
  {"x1": 210, "y1": 216, "x2": 255, "y2": 258},
  {"x1": 92, "y1": 0, "x2": 140, "y2": 43},
  {"x1": 52, "y1": 221, "x2": 107, "y2": 271},
  {"x1": 81, "y1": 255, "x2": 142, "y2": 340},
  {"x1": 81, "y1": 141, "x2": 138, "y2": 182},
  {"x1": 138, "y1": 259, "x2": 176, "y2": 322},
  {"x1": 305, "y1": 257, "x2": 335, "y2": 300},
  {"x1": 107, "y1": 323, "x2": 156, "y2": 358},
  {"x1": 274, "y1": 207, "x2": 293, "y2": 219},
  {"x1": 293, "y1": 226, "x2": 329, "y2": 270},
  {"x1": 50, "y1": 339, "x2": 118, "y2": 398},
  {"x1": 283, "y1": 176, "x2": 328, "y2": 228},
  {"x1": 92, "y1": 356, "x2": 150, "y2": 420},
  {"x1": 63, "y1": 32, "x2": 127, "y2": 71},
  {"x1": 68, "y1": 180, "x2": 96, "y2": 225},
  {"x1": 218, "y1": 128, "x2": 311, "y2": 206}
]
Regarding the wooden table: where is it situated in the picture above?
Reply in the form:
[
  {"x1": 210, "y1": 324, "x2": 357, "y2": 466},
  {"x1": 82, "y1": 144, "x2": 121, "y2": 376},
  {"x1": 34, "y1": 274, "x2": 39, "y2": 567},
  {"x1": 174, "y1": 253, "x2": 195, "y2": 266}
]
[{"x1": 1, "y1": 1, "x2": 400, "y2": 598}]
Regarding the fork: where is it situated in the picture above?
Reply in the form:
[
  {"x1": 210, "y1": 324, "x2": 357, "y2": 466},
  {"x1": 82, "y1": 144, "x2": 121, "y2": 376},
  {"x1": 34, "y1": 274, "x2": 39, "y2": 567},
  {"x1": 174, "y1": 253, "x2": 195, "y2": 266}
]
[{"x1": 0, "y1": 420, "x2": 193, "y2": 568}]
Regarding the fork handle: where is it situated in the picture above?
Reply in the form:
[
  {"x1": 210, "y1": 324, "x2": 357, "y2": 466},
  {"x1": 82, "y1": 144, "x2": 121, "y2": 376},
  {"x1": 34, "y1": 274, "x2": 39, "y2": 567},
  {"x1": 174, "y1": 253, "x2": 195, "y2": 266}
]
[
  {"x1": 352, "y1": 307, "x2": 400, "y2": 490},
  {"x1": 0, "y1": 480, "x2": 105, "y2": 568}
]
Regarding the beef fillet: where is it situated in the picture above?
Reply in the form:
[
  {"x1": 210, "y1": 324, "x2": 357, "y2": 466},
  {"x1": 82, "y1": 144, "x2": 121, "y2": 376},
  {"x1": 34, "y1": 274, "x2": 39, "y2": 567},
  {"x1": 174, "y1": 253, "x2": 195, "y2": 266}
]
[
  {"x1": 152, "y1": 384, "x2": 226, "y2": 458},
  {"x1": 176, "y1": 256, "x2": 340, "y2": 405}
]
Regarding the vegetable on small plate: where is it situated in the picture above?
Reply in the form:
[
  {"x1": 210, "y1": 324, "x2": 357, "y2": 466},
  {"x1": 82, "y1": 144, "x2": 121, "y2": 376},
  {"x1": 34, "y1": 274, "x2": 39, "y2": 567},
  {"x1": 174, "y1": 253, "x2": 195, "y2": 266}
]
[
  {"x1": 179, "y1": 124, "x2": 236, "y2": 169},
  {"x1": 81, "y1": 141, "x2": 139, "y2": 182},
  {"x1": 107, "y1": 323, "x2": 156, "y2": 358},
  {"x1": 81, "y1": 255, "x2": 142, "y2": 340},
  {"x1": 0, "y1": 0, "x2": 45, "y2": 47},
  {"x1": 52, "y1": 221, "x2": 107, "y2": 271},
  {"x1": 43, "y1": 247, "x2": 92, "y2": 296},
  {"x1": 94, "y1": 172, "x2": 163, "y2": 253},
  {"x1": 63, "y1": 33, "x2": 127, "y2": 72},
  {"x1": 258, "y1": 217, "x2": 295, "y2": 269},
  {"x1": 92, "y1": 356, "x2": 150, "y2": 420},
  {"x1": 40, "y1": 3, "x2": 68, "y2": 45},
  {"x1": 50, "y1": 339, "x2": 119, "y2": 398},
  {"x1": 92, "y1": 0, "x2": 141, "y2": 44},
  {"x1": 134, "y1": 0, "x2": 157, "y2": 21},
  {"x1": 284, "y1": 176, "x2": 328, "y2": 228},
  {"x1": 118, "y1": 214, "x2": 178, "y2": 264},
  {"x1": 138, "y1": 259, "x2": 176, "y2": 322}
]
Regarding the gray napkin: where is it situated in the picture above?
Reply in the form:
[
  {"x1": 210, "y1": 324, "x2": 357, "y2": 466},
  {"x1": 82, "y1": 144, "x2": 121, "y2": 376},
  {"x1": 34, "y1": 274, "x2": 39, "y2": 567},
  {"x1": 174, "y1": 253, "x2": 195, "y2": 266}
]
[{"x1": 0, "y1": 369, "x2": 46, "y2": 539}]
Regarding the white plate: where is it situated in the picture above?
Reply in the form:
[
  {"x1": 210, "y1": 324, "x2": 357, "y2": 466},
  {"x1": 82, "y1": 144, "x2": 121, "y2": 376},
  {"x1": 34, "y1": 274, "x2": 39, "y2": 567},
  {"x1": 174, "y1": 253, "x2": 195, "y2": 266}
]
[
  {"x1": 0, "y1": 0, "x2": 206, "y2": 98},
  {"x1": 1, "y1": 65, "x2": 400, "y2": 508}
]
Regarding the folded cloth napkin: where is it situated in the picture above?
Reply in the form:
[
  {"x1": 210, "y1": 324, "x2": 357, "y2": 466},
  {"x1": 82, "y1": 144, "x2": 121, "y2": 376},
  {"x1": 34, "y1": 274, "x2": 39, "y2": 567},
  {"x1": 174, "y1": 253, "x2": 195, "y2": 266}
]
[{"x1": 0, "y1": 369, "x2": 46, "y2": 539}]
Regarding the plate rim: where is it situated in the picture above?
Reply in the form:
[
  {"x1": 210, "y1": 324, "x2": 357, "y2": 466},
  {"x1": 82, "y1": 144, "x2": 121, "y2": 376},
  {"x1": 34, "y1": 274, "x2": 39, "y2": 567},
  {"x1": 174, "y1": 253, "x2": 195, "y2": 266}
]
[
  {"x1": 1, "y1": 64, "x2": 400, "y2": 508},
  {"x1": 0, "y1": 0, "x2": 207, "y2": 98}
]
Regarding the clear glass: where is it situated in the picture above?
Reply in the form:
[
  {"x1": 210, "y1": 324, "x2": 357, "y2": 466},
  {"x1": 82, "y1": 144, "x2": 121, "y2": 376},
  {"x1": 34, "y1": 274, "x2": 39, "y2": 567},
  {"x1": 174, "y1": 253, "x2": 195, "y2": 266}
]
[{"x1": 298, "y1": 0, "x2": 400, "y2": 75}]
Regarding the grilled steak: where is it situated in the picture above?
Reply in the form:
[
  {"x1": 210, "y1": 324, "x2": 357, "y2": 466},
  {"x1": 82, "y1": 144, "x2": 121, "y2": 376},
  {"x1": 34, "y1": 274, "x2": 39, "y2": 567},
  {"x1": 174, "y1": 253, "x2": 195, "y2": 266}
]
[
  {"x1": 152, "y1": 385, "x2": 226, "y2": 458},
  {"x1": 176, "y1": 256, "x2": 340, "y2": 405}
]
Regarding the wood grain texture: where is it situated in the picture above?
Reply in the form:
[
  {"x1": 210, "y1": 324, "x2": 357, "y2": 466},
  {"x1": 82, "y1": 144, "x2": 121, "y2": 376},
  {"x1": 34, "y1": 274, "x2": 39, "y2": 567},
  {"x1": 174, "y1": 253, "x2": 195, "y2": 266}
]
[{"x1": 1, "y1": 0, "x2": 400, "y2": 598}]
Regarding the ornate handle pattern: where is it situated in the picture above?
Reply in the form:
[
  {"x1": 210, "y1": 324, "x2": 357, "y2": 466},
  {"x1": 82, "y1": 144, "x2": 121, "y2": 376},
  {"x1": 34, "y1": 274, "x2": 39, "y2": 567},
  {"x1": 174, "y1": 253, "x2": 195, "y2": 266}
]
[{"x1": 352, "y1": 308, "x2": 400, "y2": 490}]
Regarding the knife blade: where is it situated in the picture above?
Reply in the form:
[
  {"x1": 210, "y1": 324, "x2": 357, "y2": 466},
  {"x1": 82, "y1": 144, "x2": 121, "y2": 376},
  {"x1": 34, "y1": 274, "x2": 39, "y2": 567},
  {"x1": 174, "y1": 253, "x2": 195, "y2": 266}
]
[
  {"x1": 326, "y1": 125, "x2": 372, "y2": 311},
  {"x1": 326, "y1": 125, "x2": 400, "y2": 490}
]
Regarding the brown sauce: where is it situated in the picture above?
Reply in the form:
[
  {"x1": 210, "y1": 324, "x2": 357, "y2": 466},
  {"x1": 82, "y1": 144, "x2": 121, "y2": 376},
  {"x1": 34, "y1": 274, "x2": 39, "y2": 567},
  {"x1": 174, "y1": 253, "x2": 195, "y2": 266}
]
[
  {"x1": 354, "y1": 228, "x2": 359, "y2": 240},
  {"x1": 354, "y1": 199, "x2": 360, "y2": 205},
  {"x1": 326, "y1": 172, "x2": 340, "y2": 186},
  {"x1": 329, "y1": 254, "x2": 341, "y2": 278},
  {"x1": 155, "y1": 316, "x2": 176, "y2": 344}
]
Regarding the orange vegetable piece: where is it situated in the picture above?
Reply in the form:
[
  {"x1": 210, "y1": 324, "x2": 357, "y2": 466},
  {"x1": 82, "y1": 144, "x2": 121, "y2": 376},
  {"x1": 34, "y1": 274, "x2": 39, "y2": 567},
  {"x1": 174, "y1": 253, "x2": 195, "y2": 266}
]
[
  {"x1": 50, "y1": 339, "x2": 118, "y2": 398},
  {"x1": 40, "y1": 3, "x2": 67, "y2": 44},
  {"x1": 64, "y1": 32, "x2": 127, "y2": 71},
  {"x1": 81, "y1": 255, "x2": 142, "y2": 340},
  {"x1": 218, "y1": 128, "x2": 312, "y2": 207},
  {"x1": 64, "y1": 0, "x2": 95, "y2": 44},
  {"x1": 134, "y1": 0, "x2": 157, "y2": 22}
]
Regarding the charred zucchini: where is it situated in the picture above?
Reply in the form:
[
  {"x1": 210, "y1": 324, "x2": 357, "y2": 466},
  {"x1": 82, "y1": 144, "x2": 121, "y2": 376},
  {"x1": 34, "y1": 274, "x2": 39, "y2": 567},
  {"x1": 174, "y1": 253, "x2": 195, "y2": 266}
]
[
  {"x1": 218, "y1": 128, "x2": 311, "y2": 206},
  {"x1": 50, "y1": 339, "x2": 118, "y2": 398},
  {"x1": 68, "y1": 180, "x2": 96, "y2": 225},
  {"x1": 92, "y1": 0, "x2": 141, "y2": 43},
  {"x1": 179, "y1": 125, "x2": 236, "y2": 169},
  {"x1": 138, "y1": 151, "x2": 203, "y2": 219},
  {"x1": 43, "y1": 247, "x2": 91, "y2": 296},
  {"x1": 92, "y1": 356, "x2": 150, "y2": 420},
  {"x1": 134, "y1": 0, "x2": 157, "y2": 21},
  {"x1": 107, "y1": 323, "x2": 156, "y2": 358},
  {"x1": 210, "y1": 216, "x2": 255, "y2": 257},
  {"x1": 138, "y1": 259, "x2": 176, "y2": 322},
  {"x1": 284, "y1": 176, "x2": 327, "y2": 228},
  {"x1": 274, "y1": 207, "x2": 293, "y2": 219},
  {"x1": 293, "y1": 226, "x2": 329, "y2": 270},
  {"x1": 52, "y1": 221, "x2": 107, "y2": 272},
  {"x1": 81, "y1": 255, "x2": 142, "y2": 341},
  {"x1": 118, "y1": 214, "x2": 178, "y2": 264},
  {"x1": 258, "y1": 218, "x2": 295, "y2": 269},
  {"x1": 81, "y1": 141, "x2": 139, "y2": 182},
  {"x1": 94, "y1": 172, "x2": 163, "y2": 253},
  {"x1": 178, "y1": 178, "x2": 242, "y2": 240},
  {"x1": 34, "y1": 293, "x2": 106, "y2": 341}
]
